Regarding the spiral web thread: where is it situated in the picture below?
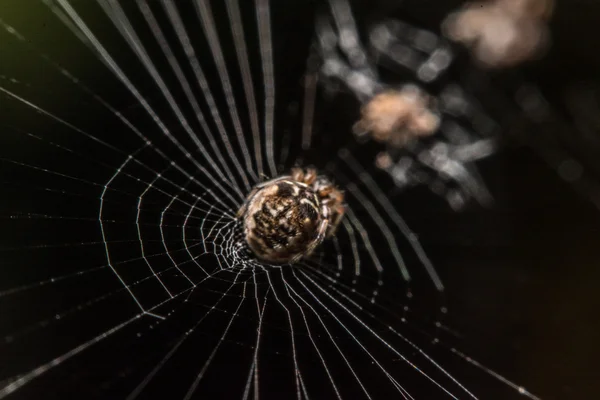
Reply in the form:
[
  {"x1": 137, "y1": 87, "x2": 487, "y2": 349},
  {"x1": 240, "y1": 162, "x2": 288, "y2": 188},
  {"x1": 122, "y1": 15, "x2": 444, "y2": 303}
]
[{"x1": 0, "y1": 1, "x2": 540, "y2": 399}]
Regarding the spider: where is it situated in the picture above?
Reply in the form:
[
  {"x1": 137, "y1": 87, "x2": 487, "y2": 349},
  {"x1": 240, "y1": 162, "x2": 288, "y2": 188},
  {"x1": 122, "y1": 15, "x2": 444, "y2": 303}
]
[
  {"x1": 315, "y1": 1, "x2": 498, "y2": 209},
  {"x1": 353, "y1": 85, "x2": 441, "y2": 148},
  {"x1": 237, "y1": 167, "x2": 345, "y2": 264},
  {"x1": 443, "y1": 0, "x2": 554, "y2": 68}
]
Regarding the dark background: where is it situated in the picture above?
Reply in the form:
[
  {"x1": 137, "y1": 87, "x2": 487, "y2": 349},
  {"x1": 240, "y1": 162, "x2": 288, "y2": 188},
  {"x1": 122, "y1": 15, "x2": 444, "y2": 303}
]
[{"x1": 0, "y1": 0, "x2": 599, "y2": 399}]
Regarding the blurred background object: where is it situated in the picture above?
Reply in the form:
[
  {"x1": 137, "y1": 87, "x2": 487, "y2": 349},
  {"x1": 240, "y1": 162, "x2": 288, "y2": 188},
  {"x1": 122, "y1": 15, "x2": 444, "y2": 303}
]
[{"x1": 443, "y1": 0, "x2": 554, "y2": 68}]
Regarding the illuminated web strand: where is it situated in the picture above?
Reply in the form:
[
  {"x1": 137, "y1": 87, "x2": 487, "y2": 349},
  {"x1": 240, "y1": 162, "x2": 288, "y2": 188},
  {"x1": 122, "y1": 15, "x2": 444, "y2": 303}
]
[
  {"x1": 242, "y1": 363, "x2": 257, "y2": 400},
  {"x1": 0, "y1": 212, "x2": 216, "y2": 231},
  {"x1": 223, "y1": 222, "x2": 245, "y2": 265},
  {"x1": 184, "y1": 199, "x2": 216, "y2": 276},
  {"x1": 39, "y1": 0, "x2": 88, "y2": 43},
  {"x1": 264, "y1": 269, "x2": 302, "y2": 400},
  {"x1": 101, "y1": 139, "x2": 231, "y2": 312},
  {"x1": 98, "y1": 0, "x2": 250, "y2": 197},
  {"x1": 299, "y1": 374, "x2": 312, "y2": 400},
  {"x1": 306, "y1": 254, "x2": 534, "y2": 400},
  {"x1": 2, "y1": 2, "x2": 354, "y2": 393},
  {"x1": 340, "y1": 218, "x2": 361, "y2": 279},
  {"x1": 52, "y1": 0, "x2": 241, "y2": 209},
  {"x1": 5, "y1": 134, "x2": 225, "y2": 252},
  {"x1": 293, "y1": 263, "x2": 411, "y2": 390},
  {"x1": 154, "y1": 251, "x2": 252, "y2": 398},
  {"x1": 206, "y1": 216, "x2": 233, "y2": 272},
  {"x1": 99, "y1": 152, "x2": 155, "y2": 313},
  {"x1": 3, "y1": 290, "x2": 125, "y2": 346},
  {"x1": 136, "y1": 168, "x2": 179, "y2": 299},
  {"x1": 3, "y1": 131, "x2": 230, "y2": 256},
  {"x1": 338, "y1": 150, "x2": 445, "y2": 291},
  {"x1": 139, "y1": 0, "x2": 255, "y2": 192},
  {"x1": 301, "y1": 261, "x2": 392, "y2": 320},
  {"x1": 0, "y1": 21, "x2": 246, "y2": 302},
  {"x1": 136, "y1": 167, "x2": 195, "y2": 290},
  {"x1": 170, "y1": 206, "x2": 219, "y2": 276},
  {"x1": 0, "y1": 315, "x2": 142, "y2": 400},
  {"x1": 183, "y1": 285, "x2": 248, "y2": 398},
  {"x1": 211, "y1": 221, "x2": 238, "y2": 271},
  {"x1": 284, "y1": 273, "x2": 372, "y2": 399},
  {"x1": 157, "y1": 0, "x2": 255, "y2": 192},
  {"x1": 201, "y1": 217, "x2": 224, "y2": 256},
  {"x1": 300, "y1": 263, "x2": 368, "y2": 312},
  {"x1": 98, "y1": 147, "x2": 233, "y2": 309},
  {"x1": 296, "y1": 269, "x2": 463, "y2": 400},
  {"x1": 345, "y1": 207, "x2": 384, "y2": 278},
  {"x1": 331, "y1": 236, "x2": 344, "y2": 274},
  {"x1": 204, "y1": 209, "x2": 224, "y2": 255},
  {"x1": 0, "y1": 282, "x2": 199, "y2": 400},
  {"x1": 0, "y1": 229, "x2": 209, "y2": 303},
  {"x1": 344, "y1": 179, "x2": 412, "y2": 282},
  {"x1": 280, "y1": 273, "x2": 343, "y2": 399},
  {"x1": 133, "y1": 0, "x2": 253, "y2": 193},
  {"x1": 245, "y1": 279, "x2": 270, "y2": 400},
  {"x1": 0, "y1": 83, "x2": 120, "y2": 164},
  {"x1": 223, "y1": 226, "x2": 245, "y2": 267},
  {"x1": 255, "y1": 0, "x2": 278, "y2": 177},
  {"x1": 0, "y1": 264, "x2": 106, "y2": 299},
  {"x1": 0, "y1": 156, "x2": 137, "y2": 210},
  {"x1": 193, "y1": 0, "x2": 258, "y2": 183},
  {"x1": 1, "y1": 254, "x2": 207, "y2": 346},
  {"x1": 0, "y1": 164, "x2": 233, "y2": 239},
  {"x1": 0, "y1": 2, "x2": 548, "y2": 399},
  {"x1": 199, "y1": 204, "x2": 216, "y2": 255},
  {"x1": 182, "y1": 281, "x2": 248, "y2": 400},
  {"x1": 4, "y1": 3, "x2": 262, "y2": 222},
  {"x1": 291, "y1": 269, "x2": 417, "y2": 398},
  {"x1": 149, "y1": 173, "x2": 228, "y2": 283},
  {"x1": 5, "y1": 128, "x2": 231, "y2": 220},
  {"x1": 449, "y1": 348, "x2": 540, "y2": 400},
  {"x1": 225, "y1": 0, "x2": 264, "y2": 177},
  {"x1": 0, "y1": 19, "x2": 242, "y2": 213},
  {"x1": 302, "y1": 263, "x2": 479, "y2": 399}
]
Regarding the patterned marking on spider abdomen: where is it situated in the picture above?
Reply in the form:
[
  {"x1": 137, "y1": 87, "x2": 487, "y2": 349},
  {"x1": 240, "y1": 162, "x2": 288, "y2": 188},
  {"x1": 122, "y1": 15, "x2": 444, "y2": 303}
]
[{"x1": 243, "y1": 180, "x2": 323, "y2": 263}]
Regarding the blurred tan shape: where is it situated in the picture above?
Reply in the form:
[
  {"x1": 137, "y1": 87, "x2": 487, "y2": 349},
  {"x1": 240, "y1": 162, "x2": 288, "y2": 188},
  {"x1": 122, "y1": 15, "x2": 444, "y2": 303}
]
[
  {"x1": 354, "y1": 86, "x2": 440, "y2": 147},
  {"x1": 443, "y1": 0, "x2": 554, "y2": 68}
]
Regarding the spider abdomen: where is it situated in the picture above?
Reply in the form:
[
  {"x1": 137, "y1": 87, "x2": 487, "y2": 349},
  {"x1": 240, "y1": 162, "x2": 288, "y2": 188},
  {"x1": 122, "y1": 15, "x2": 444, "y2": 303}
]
[{"x1": 242, "y1": 180, "x2": 325, "y2": 263}]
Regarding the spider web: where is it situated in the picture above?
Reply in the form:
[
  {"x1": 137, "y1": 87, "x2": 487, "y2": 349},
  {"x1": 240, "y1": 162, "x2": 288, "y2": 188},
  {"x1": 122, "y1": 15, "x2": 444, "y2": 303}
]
[{"x1": 0, "y1": 0, "x2": 598, "y2": 399}]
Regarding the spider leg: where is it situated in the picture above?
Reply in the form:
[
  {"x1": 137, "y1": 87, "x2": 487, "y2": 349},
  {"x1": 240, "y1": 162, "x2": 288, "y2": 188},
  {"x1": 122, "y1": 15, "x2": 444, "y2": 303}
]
[
  {"x1": 315, "y1": 13, "x2": 382, "y2": 102},
  {"x1": 327, "y1": 0, "x2": 377, "y2": 78},
  {"x1": 305, "y1": 217, "x2": 330, "y2": 257},
  {"x1": 290, "y1": 167, "x2": 305, "y2": 182},
  {"x1": 369, "y1": 20, "x2": 454, "y2": 83},
  {"x1": 303, "y1": 168, "x2": 318, "y2": 185},
  {"x1": 326, "y1": 204, "x2": 345, "y2": 237}
]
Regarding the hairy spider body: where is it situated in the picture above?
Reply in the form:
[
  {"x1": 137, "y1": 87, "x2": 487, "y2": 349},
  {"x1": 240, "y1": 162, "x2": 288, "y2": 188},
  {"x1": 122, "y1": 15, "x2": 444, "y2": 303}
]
[
  {"x1": 237, "y1": 168, "x2": 345, "y2": 264},
  {"x1": 353, "y1": 87, "x2": 440, "y2": 148}
]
